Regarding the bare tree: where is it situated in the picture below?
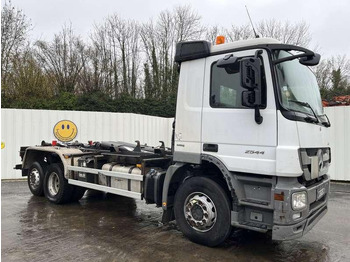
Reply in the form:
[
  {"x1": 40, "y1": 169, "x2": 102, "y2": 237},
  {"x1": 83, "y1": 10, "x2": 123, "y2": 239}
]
[
  {"x1": 7, "y1": 47, "x2": 52, "y2": 99},
  {"x1": 1, "y1": 0, "x2": 31, "y2": 87},
  {"x1": 4, "y1": 3, "x2": 347, "y2": 112},
  {"x1": 225, "y1": 24, "x2": 252, "y2": 42},
  {"x1": 205, "y1": 25, "x2": 221, "y2": 44},
  {"x1": 256, "y1": 19, "x2": 311, "y2": 47},
  {"x1": 174, "y1": 5, "x2": 204, "y2": 41},
  {"x1": 88, "y1": 22, "x2": 115, "y2": 95},
  {"x1": 89, "y1": 15, "x2": 141, "y2": 98},
  {"x1": 223, "y1": 19, "x2": 311, "y2": 47},
  {"x1": 140, "y1": 5, "x2": 204, "y2": 99},
  {"x1": 314, "y1": 59, "x2": 332, "y2": 91},
  {"x1": 140, "y1": 20, "x2": 160, "y2": 98},
  {"x1": 315, "y1": 55, "x2": 350, "y2": 91},
  {"x1": 35, "y1": 24, "x2": 86, "y2": 94}
]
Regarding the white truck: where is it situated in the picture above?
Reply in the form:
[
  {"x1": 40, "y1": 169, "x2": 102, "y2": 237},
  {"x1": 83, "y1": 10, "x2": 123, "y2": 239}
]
[{"x1": 16, "y1": 37, "x2": 331, "y2": 247}]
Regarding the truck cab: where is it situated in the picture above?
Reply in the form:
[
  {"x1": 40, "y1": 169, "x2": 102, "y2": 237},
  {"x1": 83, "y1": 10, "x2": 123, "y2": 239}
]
[
  {"x1": 170, "y1": 37, "x2": 330, "y2": 242},
  {"x1": 18, "y1": 37, "x2": 331, "y2": 247}
]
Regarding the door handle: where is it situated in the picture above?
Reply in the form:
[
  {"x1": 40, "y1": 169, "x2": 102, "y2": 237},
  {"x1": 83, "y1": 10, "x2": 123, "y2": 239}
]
[{"x1": 203, "y1": 144, "x2": 218, "y2": 152}]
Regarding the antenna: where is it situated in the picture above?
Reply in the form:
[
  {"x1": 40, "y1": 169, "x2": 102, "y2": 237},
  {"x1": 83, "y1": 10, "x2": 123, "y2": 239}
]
[{"x1": 245, "y1": 5, "x2": 259, "y2": 38}]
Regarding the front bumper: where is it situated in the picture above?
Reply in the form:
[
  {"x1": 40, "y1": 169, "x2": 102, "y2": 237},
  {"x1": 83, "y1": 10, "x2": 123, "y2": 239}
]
[
  {"x1": 272, "y1": 175, "x2": 330, "y2": 240},
  {"x1": 272, "y1": 204, "x2": 327, "y2": 240}
]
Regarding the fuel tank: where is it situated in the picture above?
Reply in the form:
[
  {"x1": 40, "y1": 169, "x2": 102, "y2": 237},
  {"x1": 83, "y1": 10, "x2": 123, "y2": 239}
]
[{"x1": 100, "y1": 163, "x2": 143, "y2": 193}]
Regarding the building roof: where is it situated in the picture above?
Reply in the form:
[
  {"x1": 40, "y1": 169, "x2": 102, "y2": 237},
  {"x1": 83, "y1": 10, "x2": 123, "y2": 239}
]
[{"x1": 323, "y1": 95, "x2": 350, "y2": 107}]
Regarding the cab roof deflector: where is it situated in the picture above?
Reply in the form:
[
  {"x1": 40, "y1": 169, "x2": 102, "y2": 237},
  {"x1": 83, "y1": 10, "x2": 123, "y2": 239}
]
[{"x1": 174, "y1": 41, "x2": 211, "y2": 63}]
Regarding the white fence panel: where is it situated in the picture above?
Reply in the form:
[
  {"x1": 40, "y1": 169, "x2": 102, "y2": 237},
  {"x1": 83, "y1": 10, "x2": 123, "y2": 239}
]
[
  {"x1": 1, "y1": 107, "x2": 349, "y2": 180},
  {"x1": 1, "y1": 109, "x2": 173, "y2": 179},
  {"x1": 325, "y1": 106, "x2": 350, "y2": 181}
]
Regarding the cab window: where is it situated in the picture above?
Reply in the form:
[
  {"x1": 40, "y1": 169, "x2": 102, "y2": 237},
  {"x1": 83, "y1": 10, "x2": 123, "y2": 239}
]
[
  {"x1": 210, "y1": 58, "x2": 266, "y2": 108},
  {"x1": 210, "y1": 62, "x2": 245, "y2": 108}
]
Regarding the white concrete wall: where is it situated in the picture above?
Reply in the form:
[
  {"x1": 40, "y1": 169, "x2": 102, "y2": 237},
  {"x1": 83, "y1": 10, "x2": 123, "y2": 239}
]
[
  {"x1": 1, "y1": 109, "x2": 173, "y2": 179},
  {"x1": 1, "y1": 107, "x2": 349, "y2": 180},
  {"x1": 325, "y1": 106, "x2": 350, "y2": 181}
]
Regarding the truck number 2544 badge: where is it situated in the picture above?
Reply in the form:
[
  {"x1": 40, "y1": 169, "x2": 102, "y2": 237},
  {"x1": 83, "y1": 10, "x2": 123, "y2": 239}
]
[{"x1": 53, "y1": 120, "x2": 78, "y2": 142}]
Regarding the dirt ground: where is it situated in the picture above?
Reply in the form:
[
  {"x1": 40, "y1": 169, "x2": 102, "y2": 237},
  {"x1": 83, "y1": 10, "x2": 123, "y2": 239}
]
[{"x1": 2, "y1": 181, "x2": 350, "y2": 262}]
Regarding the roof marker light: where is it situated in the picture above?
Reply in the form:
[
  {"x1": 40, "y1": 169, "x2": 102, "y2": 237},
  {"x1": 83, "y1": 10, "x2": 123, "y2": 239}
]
[{"x1": 216, "y1": 35, "x2": 225, "y2": 45}]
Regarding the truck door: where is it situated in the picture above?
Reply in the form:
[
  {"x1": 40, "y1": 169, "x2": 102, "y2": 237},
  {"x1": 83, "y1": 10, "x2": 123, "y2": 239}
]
[{"x1": 201, "y1": 49, "x2": 277, "y2": 175}]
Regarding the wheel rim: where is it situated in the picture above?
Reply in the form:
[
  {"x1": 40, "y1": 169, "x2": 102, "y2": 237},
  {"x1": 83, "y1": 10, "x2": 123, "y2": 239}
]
[
  {"x1": 184, "y1": 192, "x2": 217, "y2": 232},
  {"x1": 29, "y1": 168, "x2": 40, "y2": 190},
  {"x1": 48, "y1": 172, "x2": 60, "y2": 196}
]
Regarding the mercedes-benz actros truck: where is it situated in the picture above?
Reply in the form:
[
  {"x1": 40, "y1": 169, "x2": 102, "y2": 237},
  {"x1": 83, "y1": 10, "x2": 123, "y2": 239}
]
[{"x1": 16, "y1": 37, "x2": 331, "y2": 247}]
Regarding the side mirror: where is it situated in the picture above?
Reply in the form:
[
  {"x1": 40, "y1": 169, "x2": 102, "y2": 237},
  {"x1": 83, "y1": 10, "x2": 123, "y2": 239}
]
[
  {"x1": 217, "y1": 54, "x2": 239, "y2": 74},
  {"x1": 240, "y1": 50, "x2": 263, "y2": 124},
  {"x1": 299, "y1": 53, "x2": 321, "y2": 66},
  {"x1": 241, "y1": 57, "x2": 262, "y2": 91}
]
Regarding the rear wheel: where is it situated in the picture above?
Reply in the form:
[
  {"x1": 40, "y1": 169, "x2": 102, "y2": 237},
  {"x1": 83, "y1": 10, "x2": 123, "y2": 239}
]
[
  {"x1": 27, "y1": 162, "x2": 45, "y2": 196},
  {"x1": 44, "y1": 164, "x2": 73, "y2": 204},
  {"x1": 174, "y1": 176, "x2": 232, "y2": 247}
]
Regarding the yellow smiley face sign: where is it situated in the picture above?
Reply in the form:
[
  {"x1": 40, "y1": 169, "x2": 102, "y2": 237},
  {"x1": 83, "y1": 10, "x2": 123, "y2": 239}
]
[{"x1": 53, "y1": 120, "x2": 78, "y2": 142}]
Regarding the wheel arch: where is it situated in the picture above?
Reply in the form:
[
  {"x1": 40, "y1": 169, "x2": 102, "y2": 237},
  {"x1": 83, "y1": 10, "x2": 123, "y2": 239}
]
[
  {"x1": 22, "y1": 147, "x2": 82, "y2": 178},
  {"x1": 201, "y1": 154, "x2": 244, "y2": 201},
  {"x1": 162, "y1": 155, "x2": 244, "y2": 211},
  {"x1": 23, "y1": 150, "x2": 61, "y2": 175},
  {"x1": 162, "y1": 162, "x2": 191, "y2": 210}
]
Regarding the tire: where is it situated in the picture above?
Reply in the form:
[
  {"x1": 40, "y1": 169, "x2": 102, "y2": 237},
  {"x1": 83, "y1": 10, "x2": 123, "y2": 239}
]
[
  {"x1": 71, "y1": 186, "x2": 86, "y2": 202},
  {"x1": 174, "y1": 176, "x2": 232, "y2": 247},
  {"x1": 43, "y1": 163, "x2": 73, "y2": 204},
  {"x1": 27, "y1": 162, "x2": 45, "y2": 196}
]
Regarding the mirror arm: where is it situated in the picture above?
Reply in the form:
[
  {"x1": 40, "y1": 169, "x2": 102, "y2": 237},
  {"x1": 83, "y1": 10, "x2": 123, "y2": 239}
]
[{"x1": 273, "y1": 52, "x2": 314, "y2": 65}]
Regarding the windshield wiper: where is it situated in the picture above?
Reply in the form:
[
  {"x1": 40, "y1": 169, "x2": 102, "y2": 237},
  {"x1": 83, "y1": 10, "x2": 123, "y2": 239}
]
[
  {"x1": 318, "y1": 114, "x2": 331, "y2": 127},
  {"x1": 288, "y1": 100, "x2": 319, "y2": 123}
]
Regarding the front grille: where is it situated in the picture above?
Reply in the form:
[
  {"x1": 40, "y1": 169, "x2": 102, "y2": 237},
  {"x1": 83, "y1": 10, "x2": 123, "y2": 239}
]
[
  {"x1": 299, "y1": 148, "x2": 330, "y2": 181},
  {"x1": 298, "y1": 174, "x2": 326, "y2": 187}
]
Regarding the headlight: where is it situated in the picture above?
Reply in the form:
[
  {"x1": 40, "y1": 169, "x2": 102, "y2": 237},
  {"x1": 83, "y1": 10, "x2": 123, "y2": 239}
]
[{"x1": 292, "y1": 191, "x2": 307, "y2": 210}]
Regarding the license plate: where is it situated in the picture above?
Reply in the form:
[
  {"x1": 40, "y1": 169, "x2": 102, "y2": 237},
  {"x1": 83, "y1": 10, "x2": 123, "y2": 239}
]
[{"x1": 317, "y1": 187, "x2": 326, "y2": 199}]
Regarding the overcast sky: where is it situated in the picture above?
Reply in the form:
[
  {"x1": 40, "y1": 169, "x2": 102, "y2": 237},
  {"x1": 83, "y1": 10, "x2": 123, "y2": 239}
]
[{"x1": 6, "y1": 0, "x2": 350, "y2": 57}]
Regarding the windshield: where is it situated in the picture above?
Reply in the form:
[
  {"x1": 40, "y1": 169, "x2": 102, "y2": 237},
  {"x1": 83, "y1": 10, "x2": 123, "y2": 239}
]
[{"x1": 274, "y1": 50, "x2": 324, "y2": 116}]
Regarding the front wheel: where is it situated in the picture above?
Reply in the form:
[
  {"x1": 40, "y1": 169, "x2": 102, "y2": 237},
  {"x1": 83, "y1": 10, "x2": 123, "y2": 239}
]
[
  {"x1": 174, "y1": 176, "x2": 232, "y2": 247},
  {"x1": 43, "y1": 163, "x2": 73, "y2": 204}
]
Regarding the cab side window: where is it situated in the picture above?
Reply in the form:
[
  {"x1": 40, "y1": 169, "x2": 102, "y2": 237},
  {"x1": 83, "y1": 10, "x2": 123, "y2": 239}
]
[
  {"x1": 210, "y1": 58, "x2": 266, "y2": 108},
  {"x1": 210, "y1": 62, "x2": 245, "y2": 108}
]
